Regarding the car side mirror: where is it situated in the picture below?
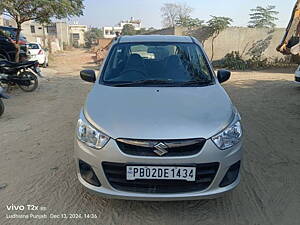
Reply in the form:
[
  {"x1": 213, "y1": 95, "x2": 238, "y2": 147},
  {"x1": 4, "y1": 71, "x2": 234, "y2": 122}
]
[
  {"x1": 80, "y1": 70, "x2": 96, "y2": 83},
  {"x1": 217, "y1": 70, "x2": 231, "y2": 83}
]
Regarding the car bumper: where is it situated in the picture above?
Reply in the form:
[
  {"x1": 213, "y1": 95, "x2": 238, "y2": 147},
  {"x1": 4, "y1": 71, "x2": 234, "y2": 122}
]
[
  {"x1": 295, "y1": 74, "x2": 300, "y2": 83},
  {"x1": 29, "y1": 55, "x2": 45, "y2": 64},
  {"x1": 74, "y1": 135, "x2": 243, "y2": 201}
]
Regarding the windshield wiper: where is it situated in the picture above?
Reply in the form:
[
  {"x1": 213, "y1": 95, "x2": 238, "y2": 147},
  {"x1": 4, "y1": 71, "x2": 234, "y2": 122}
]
[
  {"x1": 111, "y1": 79, "x2": 175, "y2": 87},
  {"x1": 179, "y1": 80, "x2": 213, "y2": 86}
]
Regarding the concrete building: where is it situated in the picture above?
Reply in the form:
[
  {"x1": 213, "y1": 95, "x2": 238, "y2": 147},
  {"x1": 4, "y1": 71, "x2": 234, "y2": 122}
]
[
  {"x1": 69, "y1": 23, "x2": 88, "y2": 47},
  {"x1": 103, "y1": 17, "x2": 142, "y2": 38},
  {"x1": 0, "y1": 15, "x2": 2, "y2": 26},
  {"x1": 0, "y1": 15, "x2": 69, "y2": 49},
  {"x1": 20, "y1": 21, "x2": 70, "y2": 50},
  {"x1": 1, "y1": 16, "x2": 46, "y2": 44},
  {"x1": 1, "y1": 15, "x2": 88, "y2": 50},
  {"x1": 47, "y1": 22, "x2": 70, "y2": 47},
  {"x1": 21, "y1": 21, "x2": 47, "y2": 44},
  {"x1": 0, "y1": 15, "x2": 16, "y2": 27},
  {"x1": 119, "y1": 18, "x2": 142, "y2": 30},
  {"x1": 103, "y1": 26, "x2": 122, "y2": 39}
]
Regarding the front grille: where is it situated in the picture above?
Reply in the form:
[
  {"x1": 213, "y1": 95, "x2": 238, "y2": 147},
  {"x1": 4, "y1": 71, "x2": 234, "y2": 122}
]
[
  {"x1": 295, "y1": 76, "x2": 300, "y2": 82},
  {"x1": 116, "y1": 138, "x2": 206, "y2": 157},
  {"x1": 102, "y1": 162, "x2": 219, "y2": 194}
]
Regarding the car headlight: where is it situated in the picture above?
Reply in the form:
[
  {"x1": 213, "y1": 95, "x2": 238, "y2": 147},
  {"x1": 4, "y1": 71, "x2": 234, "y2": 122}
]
[
  {"x1": 77, "y1": 118, "x2": 110, "y2": 149},
  {"x1": 212, "y1": 121, "x2": 242, "y2": 150}
]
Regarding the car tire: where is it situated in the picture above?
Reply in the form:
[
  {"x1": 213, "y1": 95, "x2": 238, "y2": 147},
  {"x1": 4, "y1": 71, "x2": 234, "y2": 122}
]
[{"x1": 0, "y1": 99, "x2": 4, "y2": 117}]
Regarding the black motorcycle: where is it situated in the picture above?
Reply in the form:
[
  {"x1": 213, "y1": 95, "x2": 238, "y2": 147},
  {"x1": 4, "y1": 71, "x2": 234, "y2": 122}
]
[
  {"x1": 0, "y1": 60, "x2": 43, "y2": 92},
  {"x1": 0, "y1": 86, "x2": 9, "y2": 117}
]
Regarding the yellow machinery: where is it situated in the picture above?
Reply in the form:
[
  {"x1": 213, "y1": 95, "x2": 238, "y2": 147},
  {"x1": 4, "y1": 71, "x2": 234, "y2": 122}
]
[
  {"x1": 277, "y1": 0, "x2": 300, "y2": 55},
  {"x1": 277, "y1": 1, "x2": 300, "y2": 83}
]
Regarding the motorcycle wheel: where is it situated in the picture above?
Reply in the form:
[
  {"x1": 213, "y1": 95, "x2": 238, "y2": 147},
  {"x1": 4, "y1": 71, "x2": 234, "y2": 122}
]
[
  {"x1": 18, "y1": 71, "x2": 38, "y2": 92},
  {"x1": 0, "y1": 99, "x2": 4, "y2": 117}
]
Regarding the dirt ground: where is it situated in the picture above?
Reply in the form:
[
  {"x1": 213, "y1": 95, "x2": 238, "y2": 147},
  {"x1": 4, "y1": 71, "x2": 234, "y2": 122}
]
[{"x1": 0, "y1": 49, "x2": 299, "y2": 225}]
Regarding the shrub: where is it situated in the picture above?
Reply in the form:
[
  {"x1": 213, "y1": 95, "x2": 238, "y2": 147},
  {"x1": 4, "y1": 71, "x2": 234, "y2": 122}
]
[
  {"x1": 212, "y1": 51, "x2": 294, "y2": 70},
  {"x1": 213, "y1": 51, "x2": 248, "y2": 70}
]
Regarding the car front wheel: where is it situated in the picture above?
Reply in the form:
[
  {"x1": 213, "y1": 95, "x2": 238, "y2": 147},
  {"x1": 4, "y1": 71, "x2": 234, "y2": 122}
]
[{"x1": 0, "y1": 99, "x2": 4, "y2": 117}]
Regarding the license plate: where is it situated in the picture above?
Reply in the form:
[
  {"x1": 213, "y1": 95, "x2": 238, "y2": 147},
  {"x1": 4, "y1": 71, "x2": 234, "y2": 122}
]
[{"x1": 126, "y1": 166, "x2": 196, "y2": 181}]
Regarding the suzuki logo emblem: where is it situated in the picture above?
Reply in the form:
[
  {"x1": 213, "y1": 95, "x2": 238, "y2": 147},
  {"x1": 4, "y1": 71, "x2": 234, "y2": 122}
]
[{"x1": 153, "y1": 142, "x2": 168, "y2": 156}]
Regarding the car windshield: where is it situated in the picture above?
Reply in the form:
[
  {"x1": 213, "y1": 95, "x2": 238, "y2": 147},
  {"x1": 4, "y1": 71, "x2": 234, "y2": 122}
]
[
  {"x1": 28, "y1": 43, "x2": 40, "y2": 49},
  {"x1": 102, "y1": 42, "x2": 214, "y2": 86}
]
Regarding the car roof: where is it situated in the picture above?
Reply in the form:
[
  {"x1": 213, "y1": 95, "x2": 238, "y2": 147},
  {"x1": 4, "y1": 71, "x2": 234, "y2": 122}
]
[
  {"x1": 0, "y1": 26, "x2": 17, "y2": 31},
  {"x1": 119, "y1": 35, "x2": 193, "y2": 43},
  {"x1": 0, "y1": 26, "x2": 26, "y2": 39}
]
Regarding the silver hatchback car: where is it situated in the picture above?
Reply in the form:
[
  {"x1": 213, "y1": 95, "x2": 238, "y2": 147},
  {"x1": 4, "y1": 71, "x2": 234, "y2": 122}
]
[{"x1": 75, "y1": 35, "x2": 243, "y2": 200}]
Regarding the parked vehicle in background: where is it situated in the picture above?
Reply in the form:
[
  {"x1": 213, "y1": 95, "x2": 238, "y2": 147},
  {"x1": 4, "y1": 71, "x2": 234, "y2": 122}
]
[
  {"x1": 276, "y1": 1, "x2": 300, "y2": 83},
  {"x1": 0, "y1": 86, "x2": 9, "y2": 117},
  {"x1": 28, "y1": 43, "x2": 49, "y2": 67},
  {"x1": 0, "y1": 29, "x2": 28, "y2": 62},
  {"x1": 0, "y1": 33, "x2": 17, "y2": 61},
  {"x1": 75, "y1": 35, "x2": 243, "y2": 200},
  {"x1": 0, "y1": 60, "x2": 42, "y2": 92},
  {"x1": 294, "y1": 65, "x2": 300, "y2": 83},
  {"x1": 0, "y1": 26, "x2": 28, "y2": 45}
]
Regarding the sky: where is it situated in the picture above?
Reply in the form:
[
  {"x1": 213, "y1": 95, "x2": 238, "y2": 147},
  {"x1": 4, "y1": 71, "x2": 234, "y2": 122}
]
[{"x1": 71, "y1": 0, "x2": 295, "y2": 29}]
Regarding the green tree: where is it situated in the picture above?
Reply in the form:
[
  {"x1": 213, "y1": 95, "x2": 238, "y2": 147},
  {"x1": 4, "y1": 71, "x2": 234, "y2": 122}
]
[
  {"x1": 122, "y1": 24, "x2": 136, "y2": 35},
  {"x1": 207, "y1": 16, "x2": 233, "y2": 60},
  {"x1": 135, "y1": 28, "x2": 147, "y2": 35},
  {"x1": 84, "y1": 27, "x2": 103, "y2": 48},
  {"x1": 248, "y1": 5, "x2": 279, "y2": 28},
  {"x1": 0, "y1": 0, "x2": 84, "y2": 61},
  {"x1": 176, "y1": 16, "x2": 204, "y2": 29}
]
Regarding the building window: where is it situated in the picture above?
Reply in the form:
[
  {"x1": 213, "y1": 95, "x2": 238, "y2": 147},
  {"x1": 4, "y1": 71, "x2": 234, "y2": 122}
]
[
  {"x1": 72, "y1": 33, "x2": 80, "y2": 40},
  {"x1": 30, "y1": 25, "x2": 35, "y2": 33}
]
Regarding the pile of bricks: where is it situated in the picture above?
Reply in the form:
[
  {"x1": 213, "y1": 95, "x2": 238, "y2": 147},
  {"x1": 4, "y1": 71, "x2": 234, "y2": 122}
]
[{"x1": 93, "y1": 38, "x2": 113, "y2": 63}]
